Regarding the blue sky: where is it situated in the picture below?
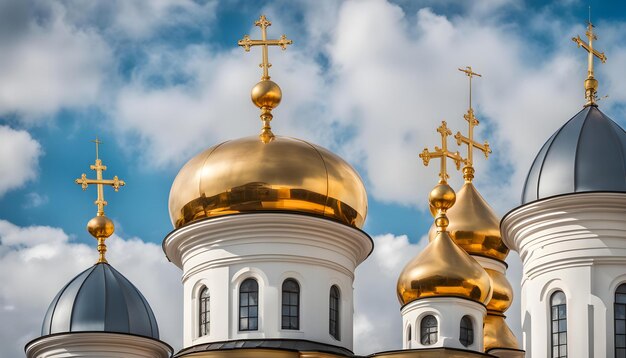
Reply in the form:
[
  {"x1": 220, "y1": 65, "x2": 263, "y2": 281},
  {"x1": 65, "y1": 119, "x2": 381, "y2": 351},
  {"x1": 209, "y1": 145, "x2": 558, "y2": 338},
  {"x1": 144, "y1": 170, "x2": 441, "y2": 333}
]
[
  {"x1": 2, "y1": 0, "x2": 626, "y2": 356},
  {"x1": 3, "y1": 0, "x2": 626, "y2": 247}
]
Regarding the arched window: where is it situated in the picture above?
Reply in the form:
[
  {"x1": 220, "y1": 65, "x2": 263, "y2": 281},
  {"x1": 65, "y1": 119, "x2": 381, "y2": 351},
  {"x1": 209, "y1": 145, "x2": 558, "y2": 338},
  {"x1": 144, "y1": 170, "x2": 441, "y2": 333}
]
[
  {"x1": 239, "y1": 278, "x2": 258, "y2": 331},
  {"x1": 420, "y1": 315, "x2": 438, "y2": 345},
  {"x1": 550, "y1": 291, "x2": 567, "y2": 358},
  {"x1": 329, "y1": 285, "x2": 340, "y2": 340},
  {"x1": 199, "y1": 287, "x2": 210, "y2": 336},
  {"x1": 407, "y1": 324, "x2": 412, "y2": 342},
  {"x1": 282, "y1": 279, "x2": 300, "y2": 330},
  {"x1": 459, "y1": 315, "x2": 474, "y2": 347},
  {"x1": 615, "y1": 284, "x2": 626, "y2": 357}
]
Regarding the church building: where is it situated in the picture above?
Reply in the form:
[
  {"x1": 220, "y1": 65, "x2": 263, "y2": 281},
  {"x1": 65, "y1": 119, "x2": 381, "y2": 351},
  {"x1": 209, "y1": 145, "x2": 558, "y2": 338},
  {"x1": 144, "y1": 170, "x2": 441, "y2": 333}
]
[{"x1": 24, "y1": 15, "x2": 626, "y2": 358}]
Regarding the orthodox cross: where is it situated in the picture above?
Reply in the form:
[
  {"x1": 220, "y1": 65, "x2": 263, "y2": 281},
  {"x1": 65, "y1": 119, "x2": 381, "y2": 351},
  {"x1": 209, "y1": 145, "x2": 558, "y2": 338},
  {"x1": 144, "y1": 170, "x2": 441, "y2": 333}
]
[
  {"x1": 238, "y1": 15, "x2": 293, "y2": 81},
  {"x1": 75, "y1": 138, "x2": 125, "y2": 216},
  {"x1": 454, "y1": 66, "x2": 491, "y2": 182},
  {"x1": 572, "y1": 15, "x2": 607, "y2": 106},
  {"x1": 420, "y1": 121, "x2": 463, "y2": 184}
]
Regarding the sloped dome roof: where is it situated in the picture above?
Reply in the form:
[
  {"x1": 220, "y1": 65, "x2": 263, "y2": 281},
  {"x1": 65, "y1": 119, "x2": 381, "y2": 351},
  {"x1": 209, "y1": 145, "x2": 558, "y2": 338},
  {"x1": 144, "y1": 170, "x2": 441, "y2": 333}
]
[
  {"x1": 168, "y1": 136, "x2": 367, "y2": 229},
  {"x1": 41, "y1": 263, "x2": 159, "y2": 339},
  {"x1": 522, "y1": 106, "x2": 626, "y2": 204}
]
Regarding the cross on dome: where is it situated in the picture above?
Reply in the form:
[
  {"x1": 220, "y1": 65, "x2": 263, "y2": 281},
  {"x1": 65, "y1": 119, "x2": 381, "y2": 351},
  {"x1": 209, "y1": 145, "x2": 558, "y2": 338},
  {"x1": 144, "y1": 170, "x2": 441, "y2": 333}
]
[
  {"x1": 238, "y1": 15, "x2": 293, "y2": 144},
  {"x1": 454, "y1": 66, "x2": 492, "y2": 182},
  {"x1": 420, "y1": 121, "x2": 463, "y2": 184},
  {"x1": 572, "y1": 12, "x2": 607, "y2": 107},
  {"x1": 74, "y1": 138, "x2": 126, "y2": 263},
  {"x1": 238, "y1": 15, "x2": 293, "y2": 81}
]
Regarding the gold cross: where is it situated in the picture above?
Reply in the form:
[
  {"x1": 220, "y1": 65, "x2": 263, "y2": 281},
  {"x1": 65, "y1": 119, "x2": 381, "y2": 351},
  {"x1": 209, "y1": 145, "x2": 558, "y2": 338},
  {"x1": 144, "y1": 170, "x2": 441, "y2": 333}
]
[
  {"x1": 454, "y1": 66, "x2": 491, "y2": 182},
  {"x1": 572, "y1": 16, "x2": 606, "y2": 106},
  {"x1": 238, "y1": 15, "x2": 293, "y2": 81},
  {"x1": 75, "y1": 138, "x2": 125, "y2": 216},
  {"x1": 420, "y1": 121, "x2": 463, "y2": 183}
]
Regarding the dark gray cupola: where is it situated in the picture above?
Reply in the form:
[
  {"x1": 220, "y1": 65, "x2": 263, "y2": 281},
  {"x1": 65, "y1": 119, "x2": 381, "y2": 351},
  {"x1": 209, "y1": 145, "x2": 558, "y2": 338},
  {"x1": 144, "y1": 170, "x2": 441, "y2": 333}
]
[
  {"x1": 41, "y1": 262, "x2": 160, "y2": 339},
  {"x1": 522, "y1": 106, "x2": 626, "y2": 204}
]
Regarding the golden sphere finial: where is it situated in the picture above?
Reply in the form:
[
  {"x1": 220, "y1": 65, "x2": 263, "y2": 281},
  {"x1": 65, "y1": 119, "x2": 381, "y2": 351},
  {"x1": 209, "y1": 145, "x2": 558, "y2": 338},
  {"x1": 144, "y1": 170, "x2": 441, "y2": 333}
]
[
  {"x1": 87, "y1": 215, "x2": 115, "y2": 238},
  {"x1": 251, "y1": 80, "x2": 282, "y2": 109},
  {"x1": 87, "y1": 215, "x2": 115, "y2": 263},
  {"x1": 428, "y1": 183, "x2": 456, "y2": 211}
]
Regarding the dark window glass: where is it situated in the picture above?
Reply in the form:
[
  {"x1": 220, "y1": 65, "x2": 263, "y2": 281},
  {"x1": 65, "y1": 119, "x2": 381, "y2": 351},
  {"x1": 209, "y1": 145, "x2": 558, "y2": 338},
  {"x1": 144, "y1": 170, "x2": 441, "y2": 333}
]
[
  {"x1": 239, "y1": 278, "x2": 259, "y2": 331},
  {"x1": 551, "y1": 291, "x2": 567, "y2": 357},
  {"x1": 616, "y1": 284, "x2": 626, "y2": 357},
  {"x1": 459, "y1": 315, "x2": 474, "y2": 347},
  {"x1": 282, "y1": 279, "x2": 300, "y2": 330},
  {"x1": 329, "y1": 285, "x2": 340, "y2": 340},
  {"x1": 199, "y1": 287, "x2": 210, "y2": 336},
  {"x1": 420, "y1": 315, "x2": 438, "y2": 345}
]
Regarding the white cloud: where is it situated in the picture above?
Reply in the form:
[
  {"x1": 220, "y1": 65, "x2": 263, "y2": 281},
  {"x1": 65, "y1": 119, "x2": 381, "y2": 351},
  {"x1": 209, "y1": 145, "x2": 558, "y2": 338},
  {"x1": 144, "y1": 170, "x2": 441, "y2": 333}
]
[
  {"x1": 0, "y1": 220, "x2": 182, "y2": 358},
  {"x1": 353, "y1": 233, "x2": 428, "y2": 354},
  {"x1": 0, "y1": 2, "x2": 112, "y2": 121},
  {"x1": 0, "y1": 126, "x2": 42, "y2": 197}
]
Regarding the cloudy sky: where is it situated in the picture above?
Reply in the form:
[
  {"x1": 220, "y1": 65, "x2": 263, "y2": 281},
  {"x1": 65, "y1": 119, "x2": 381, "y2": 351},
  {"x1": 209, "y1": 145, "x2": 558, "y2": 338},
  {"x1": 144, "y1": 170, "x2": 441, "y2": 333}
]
[{"x1": 2, "y1": 0, "x2": 626, "y2": 356}]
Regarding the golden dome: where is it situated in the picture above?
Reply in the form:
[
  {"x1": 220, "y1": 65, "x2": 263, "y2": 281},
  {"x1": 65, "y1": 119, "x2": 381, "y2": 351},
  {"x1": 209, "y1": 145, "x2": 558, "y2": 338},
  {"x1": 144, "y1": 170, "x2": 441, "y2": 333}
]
[
  {"x1": 168, "y1": 136, "x2": 367, "y2": 229},
  {"x1": 429, "y1": 182, "x2": 509, "y2": 261},
  {"x1": 484, "y1": 313, "x2": 520, "y2": 352},
  {"x1": 485, "y1": 268, "x2": 513, "y2": 313},
  {"x1": 396, "y1": 230, "x2": 492, "y2": 306}
]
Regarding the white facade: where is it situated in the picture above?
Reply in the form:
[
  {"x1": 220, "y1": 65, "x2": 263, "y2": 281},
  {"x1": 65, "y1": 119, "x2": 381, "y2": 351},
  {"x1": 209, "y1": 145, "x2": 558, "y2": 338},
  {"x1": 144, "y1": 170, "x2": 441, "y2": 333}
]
[
  {"x1": 163, "y1": 212, "x2": 373, "y2": 351},
  {"x1": 25, "y1": 332, "x2": 172, "y2": 358},
  {"x1": 501, "y1": 193, "x2": 626, "y2": 358},
  {"x1": 401, "y1": 297, "x2": 486, "y2": 351}
]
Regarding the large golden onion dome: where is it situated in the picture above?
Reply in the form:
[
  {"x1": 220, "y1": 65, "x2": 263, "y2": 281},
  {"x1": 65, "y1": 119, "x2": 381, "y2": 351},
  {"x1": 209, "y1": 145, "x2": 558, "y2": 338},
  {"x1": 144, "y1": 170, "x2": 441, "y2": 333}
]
[
  {"x1": 429, "y1": 182, "x2": 509, "y2": 261},
  {"x1": 397, "y1": 182, "x2": 493, "y2": 306},
  {"x1": 168, "y1": 136, "x2": 367, "y2": 229}
]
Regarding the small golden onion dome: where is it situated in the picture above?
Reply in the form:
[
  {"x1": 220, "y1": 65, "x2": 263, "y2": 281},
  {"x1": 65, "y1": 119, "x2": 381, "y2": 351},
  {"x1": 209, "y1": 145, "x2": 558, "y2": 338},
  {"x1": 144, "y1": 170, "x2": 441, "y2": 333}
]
[
  {"x1": 168, "y1": 136, "x2": 367, "y2": 229},
  {"x1": 87, "y1": 216, "x2": 115, "y2": 238},
  {"x1": 396, "y1": 230, "x2": 492, "y2": 306},
  {"x1": 429, "y1": 182, "x2": 509, "y2": 261},
  {"x1": 485, "y1": 268, "x2": 513, "y2": 313},
  {"x1": 484, "y1": 313, "x2": 520, "y2": 352}
]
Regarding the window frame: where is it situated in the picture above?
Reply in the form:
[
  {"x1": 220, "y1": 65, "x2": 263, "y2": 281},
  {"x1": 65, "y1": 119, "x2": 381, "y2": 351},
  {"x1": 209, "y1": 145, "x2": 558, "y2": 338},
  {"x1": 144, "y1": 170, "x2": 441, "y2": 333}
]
[
  {"x1": 281, "y1": 279, "x2": 300, "y2": 330},
  {"x1": 420, "y1": 314, "x2": 438, "y2": 345},
  {"x1": 615, "y1": 284, "x2": 626, "y2": 357},
  {"x1": 550, "y1": 290, "x2": 567, "y2": 358},
  {"x1": 459, "y1": 315, "x2": 474, "y2": 347},
  {"x1": 199, "y1": 286, "x2": 210, "y2": 337},
  {"x1": 329, "y1": 285, "x2": 340, "y2": 340},
  {"x1": 239, "y1": 278, "x2": 259, "y2": 332}
]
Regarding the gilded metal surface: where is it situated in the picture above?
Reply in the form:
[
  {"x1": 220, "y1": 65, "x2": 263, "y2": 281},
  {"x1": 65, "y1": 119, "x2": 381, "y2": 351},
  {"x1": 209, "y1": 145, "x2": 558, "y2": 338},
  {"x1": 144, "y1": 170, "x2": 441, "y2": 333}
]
[
  {"x1": 483, "y1": 314, "x2": 520, "y2": 352},
  {"x1": 74, "y1": 138, "x2": 125, "y2": 263},
  {"x1": 485, "y1": 269, "x2": 513, "y2": 313},
  {"x1": 396, "y1": 231, "x2": 492, "y2": 305},
  {"x1": 433, "y1": 183, "x2": 509, "y2": 261},
  {"x1": 572, "y1": 17, "x2": 606, "y2": 107},
  {"x1": 454, "y1": 67, "x2": 491, "y2": 182},
  {"x1": 239, "y1": 15, "x2": 293, "y2": 143},
  {"x1": 169, "y1": 136, "x2": 367, "y2": 229},
  {"x1": 419, "y1": 121, "x2": 462, "y2": 183}
]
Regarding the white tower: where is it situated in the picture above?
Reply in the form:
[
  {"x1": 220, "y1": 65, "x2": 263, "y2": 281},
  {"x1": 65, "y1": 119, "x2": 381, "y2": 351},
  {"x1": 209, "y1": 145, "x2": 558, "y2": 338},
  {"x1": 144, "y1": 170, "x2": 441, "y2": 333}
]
[
  {"x1": 26, "y1": 143, "x2": 172, "y2": 358},
  {"x1": 397, "y1": 121, "x2": 492, "y2": 354},
  {"x1": 163, "y1": 15, "x2": 372, "y2": 357},
  {"x1": 502, "y1": 21, "x2": 626, "y2": 358}
]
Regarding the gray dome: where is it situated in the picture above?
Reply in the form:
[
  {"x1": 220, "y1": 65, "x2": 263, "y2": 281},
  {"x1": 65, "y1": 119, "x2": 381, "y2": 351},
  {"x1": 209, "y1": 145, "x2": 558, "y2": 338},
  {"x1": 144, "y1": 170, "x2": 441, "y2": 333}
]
[
  {"x1": 41, "y1": 263, "x2": 159, "y2": 339},
  {"x1": 522, "y1": 106, "x2": 626, "y2": 204}
]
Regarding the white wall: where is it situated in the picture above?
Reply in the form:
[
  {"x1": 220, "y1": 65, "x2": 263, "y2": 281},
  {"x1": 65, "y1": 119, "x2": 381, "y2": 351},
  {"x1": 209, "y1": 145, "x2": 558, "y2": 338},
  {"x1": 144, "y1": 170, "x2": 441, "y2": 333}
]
[
  {"x1": 502, "y1": 193, "x2": 626, "y2": 358},
  {"x1": 163, "y1": 213, "x2": 373, "y2": 351}
]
